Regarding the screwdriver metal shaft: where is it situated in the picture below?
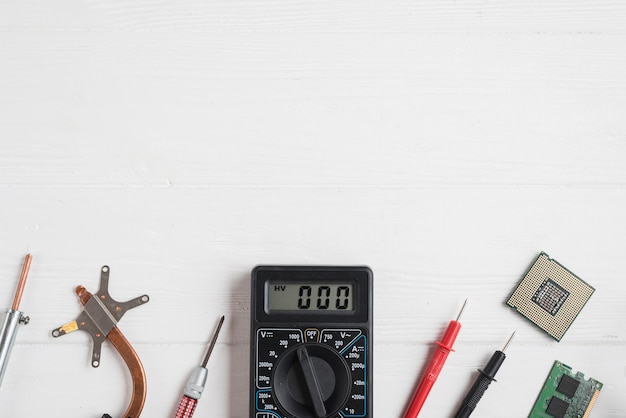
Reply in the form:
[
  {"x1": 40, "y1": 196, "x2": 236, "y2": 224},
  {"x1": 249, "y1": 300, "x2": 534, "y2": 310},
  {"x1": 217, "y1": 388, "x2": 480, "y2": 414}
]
[
  {"x1": 173, "y1": 315, "x2": 225, "y2": 418},
  {"x1": 454, "y1": 331, "x2": 516, "y2": 418}
]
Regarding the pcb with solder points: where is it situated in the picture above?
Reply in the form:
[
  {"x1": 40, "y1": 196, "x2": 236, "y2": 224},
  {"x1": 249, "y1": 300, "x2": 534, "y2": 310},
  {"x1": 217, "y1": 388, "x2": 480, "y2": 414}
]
[
  {"x1": 506, "y1": 252, "x2": 594, "y2": 341},
  {"x1": 528, "y1": 360, "x2": 602, "y2": 418}
]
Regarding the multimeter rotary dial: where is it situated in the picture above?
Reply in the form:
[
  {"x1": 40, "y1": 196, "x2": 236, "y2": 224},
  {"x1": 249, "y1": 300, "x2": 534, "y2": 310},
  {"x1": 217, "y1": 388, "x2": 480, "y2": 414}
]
[{"x1": 273, "y1": 343, "x2": 351, "y2": 418}]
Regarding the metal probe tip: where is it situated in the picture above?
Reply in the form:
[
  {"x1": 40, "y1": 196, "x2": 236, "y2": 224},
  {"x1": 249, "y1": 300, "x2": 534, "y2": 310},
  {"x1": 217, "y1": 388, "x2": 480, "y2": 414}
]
[
  {"x1": 12, "y1": 253, "x2": 33, "y2": 311},
  {"x1": 201, "y1": 315, "x2": 225, "y2": 367},
  {"x1": 501, "y1": 331, "x2": 516, "y2": 353},
  {"x1": 456, "y1": 299, "x2": 468, "y2": 322}
]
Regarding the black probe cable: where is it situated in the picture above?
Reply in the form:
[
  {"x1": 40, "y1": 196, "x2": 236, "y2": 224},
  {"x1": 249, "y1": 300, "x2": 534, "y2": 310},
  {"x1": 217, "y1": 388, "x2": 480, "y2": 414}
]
[{"x1": 454, "y1": 331, "x2": 516, "y2": 418}]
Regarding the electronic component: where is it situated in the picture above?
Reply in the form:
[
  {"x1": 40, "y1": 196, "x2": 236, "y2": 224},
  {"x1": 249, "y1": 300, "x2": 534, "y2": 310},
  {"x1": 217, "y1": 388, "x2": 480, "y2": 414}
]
[
  {"x1": 51, "y1": 265, "x2": 150, "y2": 418},
  {"x1": 546, "y1": 397, "x2": 569, "y2": 418},
  {"x1": 528, "y1": 360, "x2": 602, "y2": 418},
  {"x1": 557, "y1": 375, "x2": 580, "y2": 398},
  {"x1": 506, "y1": 252, "x2": 594, "y2": 341}
]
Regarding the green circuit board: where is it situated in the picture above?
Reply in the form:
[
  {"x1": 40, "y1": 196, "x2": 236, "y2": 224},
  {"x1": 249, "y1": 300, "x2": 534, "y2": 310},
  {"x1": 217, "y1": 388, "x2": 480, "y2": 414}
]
[{"x1": 529, "y1": 361, "x2": 602, "y2": 418}]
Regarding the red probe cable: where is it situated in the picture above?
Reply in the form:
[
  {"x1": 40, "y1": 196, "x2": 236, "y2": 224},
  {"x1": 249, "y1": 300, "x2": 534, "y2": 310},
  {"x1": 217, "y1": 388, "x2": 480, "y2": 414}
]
[{"x1": 403, "y1": 299, "x2": 467, "y2": 418}]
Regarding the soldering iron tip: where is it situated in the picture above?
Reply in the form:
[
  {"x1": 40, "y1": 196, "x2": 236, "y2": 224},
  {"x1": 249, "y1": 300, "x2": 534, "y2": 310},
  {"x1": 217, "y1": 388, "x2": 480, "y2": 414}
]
[{"x1": 11, "y1": 254, "x2": 33, "y2": 311}]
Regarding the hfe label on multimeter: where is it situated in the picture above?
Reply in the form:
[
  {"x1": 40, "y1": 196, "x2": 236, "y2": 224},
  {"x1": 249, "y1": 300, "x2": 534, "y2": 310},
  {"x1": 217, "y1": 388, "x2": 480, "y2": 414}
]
[{"x1": 250, "y1": 266, "x2": 373, "y2": 418}]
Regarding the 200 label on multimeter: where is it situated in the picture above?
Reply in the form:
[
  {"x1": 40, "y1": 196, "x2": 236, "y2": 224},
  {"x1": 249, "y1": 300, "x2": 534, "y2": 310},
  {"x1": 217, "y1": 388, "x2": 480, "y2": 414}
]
[{"x1": 250, "y1": 266, "x2": 373, "y2": 418}]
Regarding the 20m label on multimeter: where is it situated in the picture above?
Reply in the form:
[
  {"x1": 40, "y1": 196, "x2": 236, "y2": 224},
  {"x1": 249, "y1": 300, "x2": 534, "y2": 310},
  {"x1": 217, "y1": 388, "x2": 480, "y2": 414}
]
[{"x1": 250, "y1": 266, "x2": 373, "y2": 418}]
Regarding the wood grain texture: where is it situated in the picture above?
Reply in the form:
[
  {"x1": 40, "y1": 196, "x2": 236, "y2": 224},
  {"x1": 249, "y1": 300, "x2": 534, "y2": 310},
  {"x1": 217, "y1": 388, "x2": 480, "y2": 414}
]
[
  {"x1": 1, "y1": 0, "x2": 626, "y2": 33},
  {"x1": 1, "y1": 31, "x2": 625, "y2": 186},
  {"x1": 1, "y1": 0, "x2": 625, "y2": 417}
]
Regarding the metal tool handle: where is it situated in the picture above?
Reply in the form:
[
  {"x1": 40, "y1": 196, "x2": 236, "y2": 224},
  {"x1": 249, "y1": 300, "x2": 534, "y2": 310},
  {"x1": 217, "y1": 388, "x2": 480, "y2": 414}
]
[
  {"x1": 0, "y1": 309, "x2": 28, "y2": 386},
  {"x1": 0, "y1": 255, "x2": 33, "y2": 388},
  {"x1": 174, "y1": 395, "x2": 198, "y2": 418}
]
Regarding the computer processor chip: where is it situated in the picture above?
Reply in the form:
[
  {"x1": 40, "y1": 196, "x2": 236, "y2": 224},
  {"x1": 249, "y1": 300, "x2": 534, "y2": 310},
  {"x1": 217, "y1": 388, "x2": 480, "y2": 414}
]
[{"x1": 506, "y1": 252, "x2": 594, "y2": 341}]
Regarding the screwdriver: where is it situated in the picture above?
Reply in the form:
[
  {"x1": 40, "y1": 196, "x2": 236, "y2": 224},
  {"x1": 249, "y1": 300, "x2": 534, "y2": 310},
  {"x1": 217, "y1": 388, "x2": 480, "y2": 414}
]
[
  {"x1": 454, "y1": 331, "x2": 516, "y2": 418},
  {"x1": 403, "y1": 299, "x2": 467, "y2": 418},
  {"x1": 173, "y1": 315, "x2": 225, "y2": 418}
]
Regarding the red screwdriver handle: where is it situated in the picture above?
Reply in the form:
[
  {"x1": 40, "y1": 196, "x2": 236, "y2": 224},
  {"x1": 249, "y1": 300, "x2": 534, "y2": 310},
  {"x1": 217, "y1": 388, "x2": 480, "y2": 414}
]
[
  {"x1": 174, "y1": 395, "x2": 198, "y2": 418},
  {"x1": 403, "y1": 320, "x2": 462, "y2": 418}
]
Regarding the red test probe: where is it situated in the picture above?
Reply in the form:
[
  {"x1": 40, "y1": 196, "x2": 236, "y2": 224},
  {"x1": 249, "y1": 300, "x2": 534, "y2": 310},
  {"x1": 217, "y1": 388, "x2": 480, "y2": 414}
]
[{"x1": 403, "y1": 299, "x2": 467, "y2": 418}]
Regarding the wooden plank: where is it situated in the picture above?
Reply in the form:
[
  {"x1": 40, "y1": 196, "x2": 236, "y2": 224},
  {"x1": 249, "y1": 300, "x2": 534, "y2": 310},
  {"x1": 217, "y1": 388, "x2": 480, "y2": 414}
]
[
  {"x1": 1, "y1": 0, "x2": 626, "y2": 33},
  {"x1": 1, "y1": 32, "x2": 625, "y2": 186}
]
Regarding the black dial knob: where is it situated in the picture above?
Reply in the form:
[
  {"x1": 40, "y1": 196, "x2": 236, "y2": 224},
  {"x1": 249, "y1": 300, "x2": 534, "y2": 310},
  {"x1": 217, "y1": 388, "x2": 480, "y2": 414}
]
[{"x1": 273, "y1": 343, "x2": 351, "y2": 418}]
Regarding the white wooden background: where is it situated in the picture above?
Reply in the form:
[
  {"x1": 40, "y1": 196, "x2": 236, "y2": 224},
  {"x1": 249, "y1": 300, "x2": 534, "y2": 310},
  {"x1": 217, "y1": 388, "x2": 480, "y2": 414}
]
[{"x1": 1, "y1": 1, "x2": 625, "y2": 417}]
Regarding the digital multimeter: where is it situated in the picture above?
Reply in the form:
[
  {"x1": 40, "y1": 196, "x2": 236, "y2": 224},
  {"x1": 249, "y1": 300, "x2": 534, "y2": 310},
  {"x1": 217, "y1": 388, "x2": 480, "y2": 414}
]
[{"x1": 250, "y1": 266, "x2": 373, "y2": 418}]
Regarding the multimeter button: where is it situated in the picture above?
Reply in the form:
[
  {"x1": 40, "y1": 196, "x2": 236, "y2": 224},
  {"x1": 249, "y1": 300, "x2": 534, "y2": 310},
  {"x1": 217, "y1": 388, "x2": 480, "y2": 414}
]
[
  {"x1": 320, "y1": 329, "x2": 362, "y2": 352},
  {"x1": 273, "y1": 344, "x2": 351, "y2": 418}
]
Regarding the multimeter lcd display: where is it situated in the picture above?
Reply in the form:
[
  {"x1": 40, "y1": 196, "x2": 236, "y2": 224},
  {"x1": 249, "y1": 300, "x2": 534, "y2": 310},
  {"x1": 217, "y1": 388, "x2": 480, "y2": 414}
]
[{"x1": 267, "y1": 282, "x2": 354, "y2": 311}]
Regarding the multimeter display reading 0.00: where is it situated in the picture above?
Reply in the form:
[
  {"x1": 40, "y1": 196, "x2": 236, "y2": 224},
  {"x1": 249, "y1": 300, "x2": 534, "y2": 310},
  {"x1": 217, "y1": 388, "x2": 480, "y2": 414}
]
[{"x1": 267, "y1": 282, "x2": 354, "y2": 311}]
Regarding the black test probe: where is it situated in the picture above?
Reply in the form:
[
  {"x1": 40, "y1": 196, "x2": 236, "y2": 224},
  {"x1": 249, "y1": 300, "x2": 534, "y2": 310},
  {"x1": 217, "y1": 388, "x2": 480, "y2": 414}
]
[{"x1": 454, "y1": 331, "x2": 516, "y2": 418}]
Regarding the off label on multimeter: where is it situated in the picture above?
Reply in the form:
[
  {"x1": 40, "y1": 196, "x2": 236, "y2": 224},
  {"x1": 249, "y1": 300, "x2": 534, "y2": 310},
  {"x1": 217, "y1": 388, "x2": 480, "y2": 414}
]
[{"x1": 250, "y1": 266, "x2": 373, "y2": 418}]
